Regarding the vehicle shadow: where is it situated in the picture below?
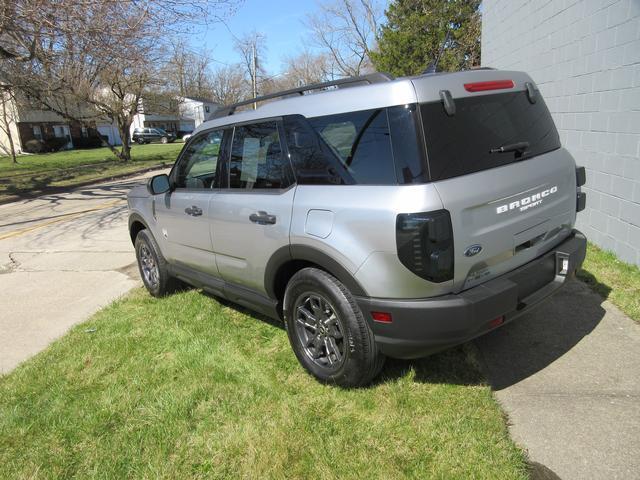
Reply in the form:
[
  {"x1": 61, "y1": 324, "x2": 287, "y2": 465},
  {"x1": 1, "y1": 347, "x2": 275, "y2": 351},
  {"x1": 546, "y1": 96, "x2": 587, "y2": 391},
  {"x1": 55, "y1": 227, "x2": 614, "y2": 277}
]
[
  {"x1": 201, "y1": 289, "x2": 486, "y2": 386},
  {"x1": 474, "y1": 279, "x2": 607, "y2": 390},
  {"x1": 180, "y1": 277, "x2": 607, "y2": 390}
]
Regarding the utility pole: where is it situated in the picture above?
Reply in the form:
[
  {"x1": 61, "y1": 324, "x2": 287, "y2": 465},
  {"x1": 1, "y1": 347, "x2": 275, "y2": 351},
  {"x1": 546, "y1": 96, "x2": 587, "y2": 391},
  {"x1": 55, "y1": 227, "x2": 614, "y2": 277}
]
[{"x1": 252, "y1": 42, "x2": 257, "y2": 109}]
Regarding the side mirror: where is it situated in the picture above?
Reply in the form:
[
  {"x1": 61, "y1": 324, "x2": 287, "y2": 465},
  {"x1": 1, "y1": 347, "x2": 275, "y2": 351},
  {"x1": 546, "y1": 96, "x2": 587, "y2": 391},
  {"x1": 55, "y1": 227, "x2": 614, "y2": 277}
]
[{"x1": 147, "y1": 174, "x2": 171, "y2": 195}]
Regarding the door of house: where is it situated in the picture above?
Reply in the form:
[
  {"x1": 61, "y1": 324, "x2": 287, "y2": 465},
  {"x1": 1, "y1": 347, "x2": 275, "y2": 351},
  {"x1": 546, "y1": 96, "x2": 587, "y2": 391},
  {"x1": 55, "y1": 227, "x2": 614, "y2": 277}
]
[{"x1": 53, "y1": 125, "x2": 73, "y2": 149}]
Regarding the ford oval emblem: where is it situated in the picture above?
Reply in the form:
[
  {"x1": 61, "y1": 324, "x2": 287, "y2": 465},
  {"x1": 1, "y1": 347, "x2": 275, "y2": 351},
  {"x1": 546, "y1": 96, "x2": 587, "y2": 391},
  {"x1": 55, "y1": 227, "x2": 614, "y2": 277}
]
[{"x1": 464, "y1": 244, "x2": 483, "y2": 257}]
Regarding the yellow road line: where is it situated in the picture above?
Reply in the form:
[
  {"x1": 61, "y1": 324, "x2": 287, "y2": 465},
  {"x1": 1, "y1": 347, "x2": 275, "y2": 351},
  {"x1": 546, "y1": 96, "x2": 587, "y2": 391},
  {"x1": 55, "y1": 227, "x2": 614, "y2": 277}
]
[{"x1": 0, "y1": 199, "x2": 124, "y2": 241}]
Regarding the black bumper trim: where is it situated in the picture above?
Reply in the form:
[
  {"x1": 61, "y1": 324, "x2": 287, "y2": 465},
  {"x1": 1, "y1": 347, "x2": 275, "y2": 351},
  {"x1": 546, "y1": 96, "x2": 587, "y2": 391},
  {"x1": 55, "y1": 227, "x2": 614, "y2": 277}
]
[{"x1": 356, "y1": 230, "x2": 587, "y2": 359}]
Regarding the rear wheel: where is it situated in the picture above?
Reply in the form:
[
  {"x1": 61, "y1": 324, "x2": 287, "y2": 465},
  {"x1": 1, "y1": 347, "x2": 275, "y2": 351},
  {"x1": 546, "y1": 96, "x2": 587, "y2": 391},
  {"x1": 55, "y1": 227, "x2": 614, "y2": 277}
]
[
  {"x1": 284, "y1": 268, "x2": 385, "y2": 387},
  {"x1": 134, "y1": 229, "x2": 179, "y2": 297}
]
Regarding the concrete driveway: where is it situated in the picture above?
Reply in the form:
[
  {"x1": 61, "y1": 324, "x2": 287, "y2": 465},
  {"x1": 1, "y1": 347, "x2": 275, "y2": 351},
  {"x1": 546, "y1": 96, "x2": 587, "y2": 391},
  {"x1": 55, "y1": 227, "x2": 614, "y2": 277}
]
[
  {"x1": 0, "y1": 173, "x2": 161, "y2": 374},
  {"x1": 475, "y1": 280, "x2": 640, "y2": 479}
]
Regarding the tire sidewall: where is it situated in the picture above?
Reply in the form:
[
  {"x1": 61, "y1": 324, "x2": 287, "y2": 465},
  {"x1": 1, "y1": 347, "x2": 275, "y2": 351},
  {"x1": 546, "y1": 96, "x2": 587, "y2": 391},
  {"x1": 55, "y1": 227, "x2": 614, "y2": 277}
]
[
  {"x1": 135, "y1": 230, "x2": 165, "y2": 297},
  {"x1": 284, "y1": 268, "x2": 380, "y2": 387}
]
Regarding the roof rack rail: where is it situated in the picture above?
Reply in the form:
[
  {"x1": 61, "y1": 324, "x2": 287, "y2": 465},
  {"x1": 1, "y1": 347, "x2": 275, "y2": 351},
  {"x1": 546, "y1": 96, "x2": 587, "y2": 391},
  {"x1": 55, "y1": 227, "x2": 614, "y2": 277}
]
[{"x1": 210, "y1": 72, "x2": 394, "y2": 119}]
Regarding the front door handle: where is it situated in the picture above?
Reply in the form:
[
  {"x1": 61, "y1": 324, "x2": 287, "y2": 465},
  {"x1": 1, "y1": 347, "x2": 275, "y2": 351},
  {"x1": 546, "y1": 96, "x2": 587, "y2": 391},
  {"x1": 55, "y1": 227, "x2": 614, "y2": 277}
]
[
  {"x1": 249, "y1": 211, "x2": 277, "y2": 225},
  {"x1": 184, "y1": 205, "x2": 203, "y2": 217}
]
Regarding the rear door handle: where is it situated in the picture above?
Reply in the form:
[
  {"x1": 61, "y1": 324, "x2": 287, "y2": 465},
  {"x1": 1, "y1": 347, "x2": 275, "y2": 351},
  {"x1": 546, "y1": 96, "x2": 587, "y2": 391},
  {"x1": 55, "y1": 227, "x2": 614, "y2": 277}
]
[
  {"x1": 184, "y1": 205, "x2": 203, "y2": 217},
  {"x1": 249, "y1": 211, "x2": 276, "y2": 225}
]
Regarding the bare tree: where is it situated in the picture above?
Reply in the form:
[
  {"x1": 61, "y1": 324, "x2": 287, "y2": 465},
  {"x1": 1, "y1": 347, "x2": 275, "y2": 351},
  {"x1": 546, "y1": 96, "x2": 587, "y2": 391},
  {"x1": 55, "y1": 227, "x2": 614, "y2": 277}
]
[
  {"x1": 1, "y1": 0, "x2": 238, "y2": 161},
  {"x1": 209, "y1": 64, "x2": 249, "y2": 105},
  {"x1": 306, "y1": 0, "x2": 382, "y2": 77},
  {"x1": 165, "y1": 41, "x2": 216, "y2": 99},
  {"x1": 281, "y1": 50, "x2": 331, "y2": 88}
]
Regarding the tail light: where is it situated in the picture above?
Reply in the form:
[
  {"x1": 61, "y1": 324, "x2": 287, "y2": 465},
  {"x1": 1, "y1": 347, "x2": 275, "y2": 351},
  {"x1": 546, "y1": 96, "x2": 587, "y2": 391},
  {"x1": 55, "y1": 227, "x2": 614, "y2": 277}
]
[
  {"x1": 576, "y1": 166, "x2": 586, "y2": 212},
  {"x1": 464, "y1": 80, "x2": 514, "y2": 92},
  {"x1": 396, "y1": 210, "x2": 454, "y2": 283}
]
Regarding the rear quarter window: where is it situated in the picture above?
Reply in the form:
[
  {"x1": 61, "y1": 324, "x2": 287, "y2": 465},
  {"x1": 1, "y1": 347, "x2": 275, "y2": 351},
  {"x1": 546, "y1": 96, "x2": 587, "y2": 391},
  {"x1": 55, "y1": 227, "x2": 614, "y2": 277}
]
[
  {"x1": 284, "y1": 106, "x2": 427, "y2": 185},
  {"x1": 308, "y1": 108, "x2": 396, "y2": 185},
  {"x1": 421, "y1": 90, "x2": 561, "y2": 181}
]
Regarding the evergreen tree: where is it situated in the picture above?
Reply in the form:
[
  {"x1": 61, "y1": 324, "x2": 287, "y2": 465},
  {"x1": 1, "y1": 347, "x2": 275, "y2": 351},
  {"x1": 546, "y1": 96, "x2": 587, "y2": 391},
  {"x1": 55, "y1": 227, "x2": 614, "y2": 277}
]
[{"x1": 371, "y1": 0, "x2": 481, "y2": 77}]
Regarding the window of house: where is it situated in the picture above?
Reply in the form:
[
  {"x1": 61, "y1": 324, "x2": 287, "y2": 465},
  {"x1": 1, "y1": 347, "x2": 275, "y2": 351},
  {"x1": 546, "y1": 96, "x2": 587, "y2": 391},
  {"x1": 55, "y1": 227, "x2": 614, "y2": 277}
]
[
  {"x1": 205, "y1": 105, "x2": 210, "y2": 113},
  {"x1": 229, "y1": 122, "x2": 293, "y2": 190},
  {"x1": 32, "y1": 125, "x2": 42, "y2": 140},
  {"x1": 81, "y1": 126, "x2": 88, "y2": 137},
  {"x1": 173, "y1": 130, "x2": 224, "y2": 189}
]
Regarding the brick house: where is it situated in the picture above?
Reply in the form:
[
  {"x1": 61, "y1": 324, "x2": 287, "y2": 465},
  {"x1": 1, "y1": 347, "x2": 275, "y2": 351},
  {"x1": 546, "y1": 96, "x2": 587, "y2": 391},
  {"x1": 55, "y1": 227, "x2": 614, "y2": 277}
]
[{"x1": 0, "y1": 94, "x2": 103, "y2": 154}]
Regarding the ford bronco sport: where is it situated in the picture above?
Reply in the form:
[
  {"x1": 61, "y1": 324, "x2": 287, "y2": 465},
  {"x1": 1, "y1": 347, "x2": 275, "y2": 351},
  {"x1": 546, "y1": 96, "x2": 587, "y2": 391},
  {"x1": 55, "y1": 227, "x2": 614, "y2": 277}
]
[{"x1": 128, "y1": 70, "x2": 587, "y2": 387}]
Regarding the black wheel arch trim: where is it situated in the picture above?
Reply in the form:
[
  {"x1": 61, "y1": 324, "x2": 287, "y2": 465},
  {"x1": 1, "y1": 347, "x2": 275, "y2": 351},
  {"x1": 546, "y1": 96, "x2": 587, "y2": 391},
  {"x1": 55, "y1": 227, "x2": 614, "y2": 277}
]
[
  {"x1": 128, "y1": 213, "x2": 151, "y2": 244},
  {"x1": 264, "y1": 244, "x2": 368, "y2": 299}
]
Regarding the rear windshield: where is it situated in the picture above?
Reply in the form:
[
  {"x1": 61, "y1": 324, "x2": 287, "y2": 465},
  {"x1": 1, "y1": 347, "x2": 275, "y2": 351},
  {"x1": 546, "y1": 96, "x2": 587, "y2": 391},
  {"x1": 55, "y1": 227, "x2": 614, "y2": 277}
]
[{"x1": 421, "y1": 91, "x2": 560, "y2": 181}]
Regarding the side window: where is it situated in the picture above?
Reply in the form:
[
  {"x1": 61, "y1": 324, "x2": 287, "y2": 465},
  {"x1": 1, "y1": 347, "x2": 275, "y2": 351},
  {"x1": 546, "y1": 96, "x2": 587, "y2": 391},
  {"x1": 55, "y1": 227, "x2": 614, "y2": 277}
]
[
  {"x1": 306, "y1": 108, "x2": 396, "y2": 185},
  {"x1": 283, "y1": 115, "x2": 346, "y2": 185},
  {"x1": 229, "y1": 121, "x2": 293, "y2": 189},
  {"x1": 173, "y1": 130, "x2": 223, "y2": 189}
]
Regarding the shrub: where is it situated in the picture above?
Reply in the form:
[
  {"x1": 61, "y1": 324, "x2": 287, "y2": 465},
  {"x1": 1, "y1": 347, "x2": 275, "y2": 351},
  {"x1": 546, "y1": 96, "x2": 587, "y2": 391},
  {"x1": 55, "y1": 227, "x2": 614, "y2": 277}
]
[
  {"x1": 74, "y1": 136, "x2": 104, "y2": 149},
  {"x1": 43, "y1": 137, "x2": 70, "y2": 152},
  {"x1": 23, "y1": 139, "x2": 46, "y2": 153}
]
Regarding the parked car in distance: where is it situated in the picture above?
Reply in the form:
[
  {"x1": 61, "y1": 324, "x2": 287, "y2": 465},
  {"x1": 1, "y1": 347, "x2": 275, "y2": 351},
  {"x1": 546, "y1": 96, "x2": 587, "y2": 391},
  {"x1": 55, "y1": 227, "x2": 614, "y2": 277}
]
[
  {"x1": 128, "y1": 70, "x2": 587, "y2": 387},
  {"x1": 132, "y1": 127, "x2": 176, "y2": 144}
]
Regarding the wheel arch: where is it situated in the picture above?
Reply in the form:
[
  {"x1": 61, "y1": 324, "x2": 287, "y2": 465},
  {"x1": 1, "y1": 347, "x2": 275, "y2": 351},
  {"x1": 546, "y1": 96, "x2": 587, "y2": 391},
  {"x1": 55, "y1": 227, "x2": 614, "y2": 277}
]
[
  {"x1": 128, "y1": 213, "x2": 150, "y2": 245},
  {"x1": 265, "y1": 244, "x2": 368, "y2": 303}
]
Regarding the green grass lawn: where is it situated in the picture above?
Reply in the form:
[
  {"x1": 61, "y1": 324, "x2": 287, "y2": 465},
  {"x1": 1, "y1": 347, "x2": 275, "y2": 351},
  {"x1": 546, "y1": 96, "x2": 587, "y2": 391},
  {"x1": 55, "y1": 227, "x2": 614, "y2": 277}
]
[
  {"x1": 578, "y1": 243, "x2": 640, "y2": 322},
  {"x1": 0, "y1": 143, "x2": 183, "y2": 199},
  {"x1": 0, "y1": 289, "x2": 527, "y2": 479}
]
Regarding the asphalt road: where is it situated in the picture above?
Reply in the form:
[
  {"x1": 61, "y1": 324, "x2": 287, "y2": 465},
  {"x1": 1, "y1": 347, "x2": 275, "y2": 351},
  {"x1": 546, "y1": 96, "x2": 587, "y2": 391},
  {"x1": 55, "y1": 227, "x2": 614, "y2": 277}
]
[{"x1": 0, "y1": 172, "x2": 164, "y2": 373}]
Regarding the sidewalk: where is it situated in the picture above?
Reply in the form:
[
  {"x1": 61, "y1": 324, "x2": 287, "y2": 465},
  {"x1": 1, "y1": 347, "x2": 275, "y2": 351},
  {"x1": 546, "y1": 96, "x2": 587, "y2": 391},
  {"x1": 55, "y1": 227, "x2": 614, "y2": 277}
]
[
  {"x1": 476, "y1": 280, "x2": 640, "y2": 479},
  {"x1": 0, "y1": 174, "x2": 156, "y2": 373}
]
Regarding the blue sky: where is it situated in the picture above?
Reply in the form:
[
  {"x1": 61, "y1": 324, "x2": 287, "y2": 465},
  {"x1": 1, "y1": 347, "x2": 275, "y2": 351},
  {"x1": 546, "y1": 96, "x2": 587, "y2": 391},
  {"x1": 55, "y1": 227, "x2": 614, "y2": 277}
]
[{"x1": 189, "y1": 0, "x2": 323, "y2": 74}]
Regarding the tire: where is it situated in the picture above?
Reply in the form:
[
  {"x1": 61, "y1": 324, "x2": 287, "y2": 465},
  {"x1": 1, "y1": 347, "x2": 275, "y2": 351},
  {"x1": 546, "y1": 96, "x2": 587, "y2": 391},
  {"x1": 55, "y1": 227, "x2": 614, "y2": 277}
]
[
  {"x1": 284, "y1": 268, "x2": 385, "y2": 387},
  {"x1": 134, "y1": 229, "x2": 179, "y2": 297},
  {"x1": 160, "y1": 136, "x2": 168, "y2": 144},
  {"x1": 136, "y1": 137, "x2": 145, "y2": 145}
]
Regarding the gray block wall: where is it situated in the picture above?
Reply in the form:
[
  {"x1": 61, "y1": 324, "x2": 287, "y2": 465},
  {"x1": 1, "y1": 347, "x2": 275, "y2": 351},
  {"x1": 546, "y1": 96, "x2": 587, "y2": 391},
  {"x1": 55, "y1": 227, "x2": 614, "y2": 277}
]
[{"x1": 482, "y1": 0, "x2": 640, "y2": 265}]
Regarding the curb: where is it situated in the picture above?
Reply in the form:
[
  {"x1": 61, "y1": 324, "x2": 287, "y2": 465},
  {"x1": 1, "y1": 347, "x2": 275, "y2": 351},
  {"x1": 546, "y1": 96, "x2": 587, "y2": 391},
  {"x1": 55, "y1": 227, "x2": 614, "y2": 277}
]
[{"x1": 0, "y1": 163, "x2": 169, "y2": 206}]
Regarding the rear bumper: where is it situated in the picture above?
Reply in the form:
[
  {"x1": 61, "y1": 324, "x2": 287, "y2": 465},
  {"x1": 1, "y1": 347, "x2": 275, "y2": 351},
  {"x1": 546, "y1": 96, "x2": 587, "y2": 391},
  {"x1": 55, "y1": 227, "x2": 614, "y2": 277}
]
[{"x1": 356, "y1": 229, "x2": 587, "y2": 359}]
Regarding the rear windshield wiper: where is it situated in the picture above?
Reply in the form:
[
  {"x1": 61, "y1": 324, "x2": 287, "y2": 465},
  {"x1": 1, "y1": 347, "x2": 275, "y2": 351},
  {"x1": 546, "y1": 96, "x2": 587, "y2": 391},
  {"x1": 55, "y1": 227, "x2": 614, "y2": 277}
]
[{"x1": 489, "y1": 141, "x2": 530, "y2": 155}]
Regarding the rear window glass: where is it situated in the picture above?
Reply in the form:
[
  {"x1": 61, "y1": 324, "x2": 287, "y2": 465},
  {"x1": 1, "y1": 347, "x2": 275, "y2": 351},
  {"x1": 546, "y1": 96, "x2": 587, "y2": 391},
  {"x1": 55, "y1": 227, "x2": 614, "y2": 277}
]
[{"x1": 421, "y1": 91, "x2": 560, "y2": 181}]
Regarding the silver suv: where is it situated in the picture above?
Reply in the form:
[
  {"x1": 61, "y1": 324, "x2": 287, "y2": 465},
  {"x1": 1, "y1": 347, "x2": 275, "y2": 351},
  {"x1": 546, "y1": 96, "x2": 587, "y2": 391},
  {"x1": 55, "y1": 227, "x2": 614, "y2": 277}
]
[{"x1": 128, "y1": 70, "x2": 587, "y2": 387}]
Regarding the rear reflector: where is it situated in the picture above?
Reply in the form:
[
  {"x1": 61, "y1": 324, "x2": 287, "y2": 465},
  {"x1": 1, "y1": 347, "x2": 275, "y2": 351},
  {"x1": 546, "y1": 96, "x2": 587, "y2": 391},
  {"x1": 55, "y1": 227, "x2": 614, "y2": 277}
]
[
  {"x1": 489, "y1": 316, "x2": 505, "y2": 328},
  {"x1": 371, "y1": 311, "x2": 393, "y2": 323},
  {"x1": 464, "y1": 80, "x2": 515, "y2": 92}
]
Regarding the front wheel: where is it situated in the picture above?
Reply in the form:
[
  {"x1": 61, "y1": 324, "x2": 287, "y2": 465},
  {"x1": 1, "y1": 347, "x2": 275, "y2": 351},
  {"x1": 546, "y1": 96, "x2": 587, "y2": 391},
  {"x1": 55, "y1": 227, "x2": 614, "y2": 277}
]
[
  {"x1": 134, "y1": 229, "x2": 179, "y2": 297},
  {"x1": 160, "y1": 136, "x2": 168, "y2": 144},
  {"x1": 284, "y1": 268, "x2": 385, "y2": 387},
  {"x1": 136, "y1": 137, "x2": 145, "y2": 145}
]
